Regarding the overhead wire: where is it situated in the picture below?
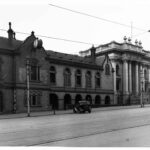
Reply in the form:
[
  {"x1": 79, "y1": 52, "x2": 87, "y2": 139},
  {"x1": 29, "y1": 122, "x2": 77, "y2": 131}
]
[
  {"x1": 48, "y1": 3, "x2": 148, "y2": 32},
  {"x1": 0, "y1": 3, "x2": 149, "y2": 46}
]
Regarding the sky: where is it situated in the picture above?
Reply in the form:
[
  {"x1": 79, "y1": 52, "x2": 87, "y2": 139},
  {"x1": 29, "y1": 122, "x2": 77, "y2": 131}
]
[{"x1": 0, "y1": 0, "x2": 150, "y2": 54}]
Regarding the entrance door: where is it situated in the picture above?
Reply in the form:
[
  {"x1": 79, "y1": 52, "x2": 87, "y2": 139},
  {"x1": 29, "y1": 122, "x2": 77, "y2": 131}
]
[
  {"x1": 49, "y1": 94, "x2": 58, "y2": 110},
  {"x1": 64, "y1": 94, "x2": 71, "y2": 110},
  {"x1": 105, "y1": 96, "x2": 110, "y2": 105}
]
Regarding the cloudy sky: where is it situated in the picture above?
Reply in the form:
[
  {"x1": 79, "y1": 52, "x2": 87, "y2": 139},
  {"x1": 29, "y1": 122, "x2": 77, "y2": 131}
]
[{"x1": 0, "y1": 0, "x2": 150, "y2": 54}]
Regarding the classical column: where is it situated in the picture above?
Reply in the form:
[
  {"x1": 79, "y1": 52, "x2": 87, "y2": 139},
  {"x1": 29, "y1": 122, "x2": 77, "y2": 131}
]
[
  {"x1": 112, "y1": 61, "x2": 117, "y2": 104},
  {"x1": 123, "y1": 60, "x2": 129, "y2": 94},
  {"x1": 142, "y1": 66, "x2": 145, "y2": 92},
  {"x1": 139, "y1": 64, "x2": 143, "y2": 92},
  {"x1": 140, "y1": 64, "x2": 144, "y2": 107},
  {"x1": 135, "y1": 62, "x2": 139, "y2": 94},
  {"x1": 112, "y1": 61, "x2": 116, "y2": 93},
  {"x1": 128, "y1": 61, "x2": 132, "y2": 94}
]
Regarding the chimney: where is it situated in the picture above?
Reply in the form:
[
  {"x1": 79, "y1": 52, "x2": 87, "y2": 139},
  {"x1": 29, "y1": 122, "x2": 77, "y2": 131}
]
[
  {"x1": 90, "y1": 45, "x2": 96, "y2": 63},
  {"x1": 7, "y1": 22, "x2": 14, "y2": 40}
]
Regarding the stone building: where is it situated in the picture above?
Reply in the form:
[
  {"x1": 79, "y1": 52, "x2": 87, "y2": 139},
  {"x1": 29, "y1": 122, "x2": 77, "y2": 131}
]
[
  {"x1": 2, "y1": 22, "x2": 149, "y2": 114},
  {"x1": 80, "y1": 36, "x2": 150, "y2": 106},
  {"x1": 0, "y1": 23, "x2": 114, "y2": 114}
]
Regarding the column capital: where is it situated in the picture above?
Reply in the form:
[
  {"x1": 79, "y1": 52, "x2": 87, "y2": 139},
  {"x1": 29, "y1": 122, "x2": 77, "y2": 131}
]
[{"x1": 122, "y1": 59, "x2": 128, "y2": 63}]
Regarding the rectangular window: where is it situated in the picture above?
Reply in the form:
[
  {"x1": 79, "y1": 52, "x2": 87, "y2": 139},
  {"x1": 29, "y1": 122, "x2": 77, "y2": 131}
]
[
  {"x1": 76, "y1": 76, "x2": 81, "y2": 87},
  {"x1": 30, "y1": 66, "x2": 40, "y2": 81},
  {"x1": 116, "y1": 79, "x2": 120, "y2": 91},
  {"x1": 64, "y1": 75, "x2": 71, "y2": 87},
  {"x1": 86, "y1": 77, "x2": 91, "y2": 88},
  {"x1": 96, "y1": 78, "x2": 100, "y2": 88},
  {"x1": 50, "y1": 73, "x2": 56, "y2": 84},
  {"x1": 30, "y1": 95, "x2": 41, "y2": 106}
]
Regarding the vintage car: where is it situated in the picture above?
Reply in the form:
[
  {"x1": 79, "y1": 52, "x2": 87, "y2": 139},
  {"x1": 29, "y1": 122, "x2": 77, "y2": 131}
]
[{"x1": 73, "y1": 101, "x2": 91, "y2": 113}]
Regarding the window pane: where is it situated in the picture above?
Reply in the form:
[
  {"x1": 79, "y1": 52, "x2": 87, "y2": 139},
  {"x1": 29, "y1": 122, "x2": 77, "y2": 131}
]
[
  {"x1": 96, "y1": 78, "x2": 100, "y2": 87},
  {"x1": 86, "y1": 72, "x2": 91, "y2": 87},
  {"x1": 30, "y1": 65, "x2": 40, "y2": 81},
  {"x1": 64, "y1": 69, "x2": 71, "y2": 86},
  {"x1": 77, "y1": 76, "x2": 81, "y2": 86},
  {"x1": 32, "y1": 95, "x2": 36, "y2": 105},
  {"x1": 50, "y1": 73, "x2": 56, "y2": 83},
  {"x1": 30, "y1": 66, "x2": 36, "y2": 80},
  {"x1": 105, "y1": 64, "x2": 110, "y2": 75},
  {"x1": 37, "y1": 95, "x2": 41, "y2": 105}
]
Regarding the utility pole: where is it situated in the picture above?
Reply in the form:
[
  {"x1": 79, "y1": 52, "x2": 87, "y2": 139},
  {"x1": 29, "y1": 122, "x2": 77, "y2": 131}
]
[{"x1": 26, "y1": 59, "x2": 30, "y2": 117}]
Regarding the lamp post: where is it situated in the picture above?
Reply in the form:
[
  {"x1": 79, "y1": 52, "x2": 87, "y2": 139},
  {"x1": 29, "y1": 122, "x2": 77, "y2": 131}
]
[{"x1": 26, "y1": 58, "x2": 30, "y2": 117}]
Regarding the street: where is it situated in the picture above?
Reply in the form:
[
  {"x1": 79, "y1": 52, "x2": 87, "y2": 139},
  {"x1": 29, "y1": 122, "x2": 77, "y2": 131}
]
[{"x1": 1, "y1": 107, "x2": 150, "y2": 146}]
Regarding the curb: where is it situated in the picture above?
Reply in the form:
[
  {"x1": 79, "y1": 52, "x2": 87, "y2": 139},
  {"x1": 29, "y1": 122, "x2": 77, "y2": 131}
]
[{"x1": 0, "y1": 104, "x2": 150, "y2": 120}]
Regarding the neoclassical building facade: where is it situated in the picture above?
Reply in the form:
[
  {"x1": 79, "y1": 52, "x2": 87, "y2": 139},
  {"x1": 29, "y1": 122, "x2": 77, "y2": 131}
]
[{"x1": 81, "y1": 37, "x2": 150, "y2": 105}]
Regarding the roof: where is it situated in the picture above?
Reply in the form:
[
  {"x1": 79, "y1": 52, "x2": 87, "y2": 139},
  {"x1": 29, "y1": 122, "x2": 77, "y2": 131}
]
[
  {"x1": 46, "y1": 50, "x2": 97, "y2": 65},
  {"x1": 0, "y1": 36, "x2": 22, "y2": 50},
  {"x1": 95, "y1": 55, "x2": 106, "y2": 65}
]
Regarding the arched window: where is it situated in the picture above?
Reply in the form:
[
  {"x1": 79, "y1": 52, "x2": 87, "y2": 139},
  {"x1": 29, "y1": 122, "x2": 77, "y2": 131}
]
[
  {"x1": 105, "y1": 96, "x2": 111, "y2": 105},
  {"x1": 50, "y1": 66, "x2": 56, "y2": 84},
  {"x1": 49, "y1": 94, "x2": 59, "y2": 110},
  {"x1": 75, "y1": 69, "x2": 82, "y2": 87},
  {"x1": 95, "y1": 95, "x2": 101, "y2": 105},
  {"x1": 75, "y1": 94, "x2": 82, "y2": 104},
  {"x1": 95, "y1": 72, "x2": 101, "y2": 88},
  {"x1": 64, "y1": 94, "x2": 72, "y2": 110},
  {"x1": 105, "y1": 64, "x2": 110, "y2": 75},
  {"x1": 86, "y1": 71, "x2": 91, "y2": 88},
  {"x1": 64, "y1": 68, "x2": 71, "y2": 87},
  {"x1": 116, "y1": 64, "x2": 119, "y2": 76}
]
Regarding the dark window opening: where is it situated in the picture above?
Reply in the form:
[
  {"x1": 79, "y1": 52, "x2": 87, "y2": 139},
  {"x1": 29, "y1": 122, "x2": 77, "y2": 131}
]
[
  {"x1": 30, "y1": 65, "x2": 40, "y2": 81},
  {"x1": 116, "y1": 64, "x2": 119, "y2": 76},
  {"x1": 95, "y1": 72, "x2": 101, "y2": 88},
  {"x1": 50, "y1": 66, "x2": 56, "y2": 84},
  {"x1": 76, "y1": 70, "x2": 82, "y2": 87},
  {"x1": 105, "y1": 64, "x2": 110, "y2": 75},
  {"x1": 95, "y1": 95, "x2": 101, "y2": 105},
  {"x1": 64, "y1": 68, "x2": 71, "y2": 87},
  {"x1": 86, "y1": 71, "x2": 91, "y2": 88}
]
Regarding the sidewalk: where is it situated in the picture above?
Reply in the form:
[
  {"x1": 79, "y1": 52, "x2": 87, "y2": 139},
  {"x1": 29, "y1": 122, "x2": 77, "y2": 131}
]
[{"x1": 0, "y1": 104, "x2": 150, "y2": 120}]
